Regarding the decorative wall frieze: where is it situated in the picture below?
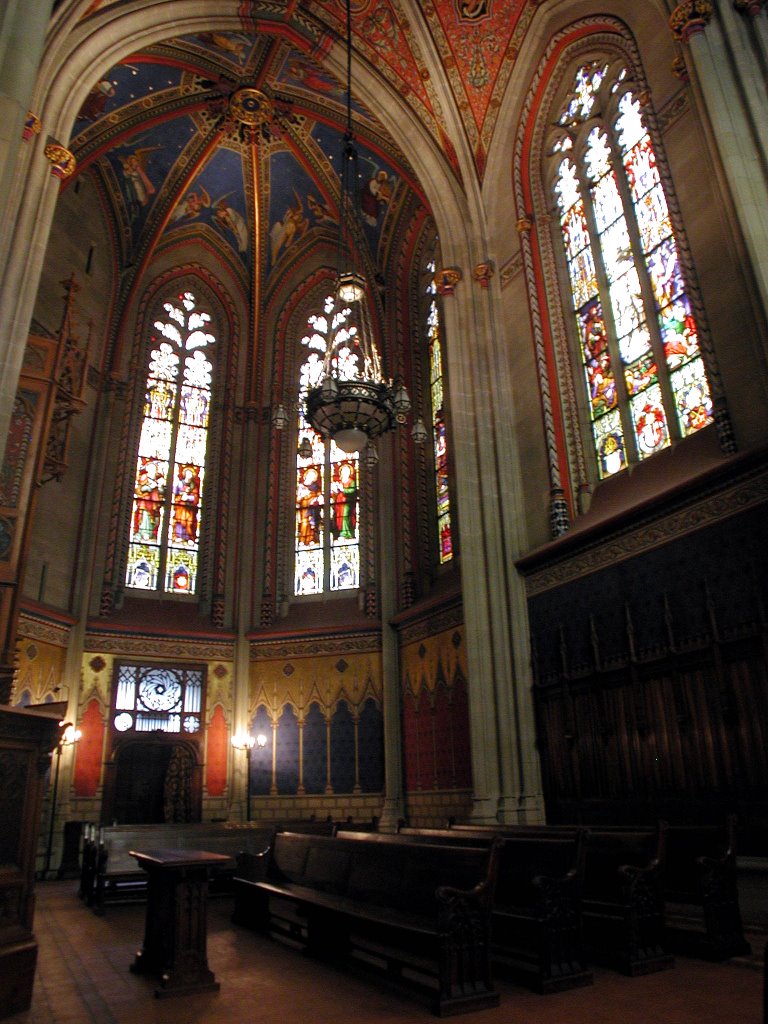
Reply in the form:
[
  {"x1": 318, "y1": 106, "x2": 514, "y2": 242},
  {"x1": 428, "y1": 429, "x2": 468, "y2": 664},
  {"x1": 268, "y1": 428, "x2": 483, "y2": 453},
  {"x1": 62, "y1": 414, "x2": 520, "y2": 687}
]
[
  {"x1": 251, "y1": 630, "x2": 381, "y2": 660},
  {"x1": 499, "y1": 251, "x2": 524, "y2": 288},
  {"x1": 657, "y1": 88, "x2": 690, "y2": 132},
  {"x1": 84, "y1": 631, "x2": 235, "y2": 661},
  {"x1": 17, "y1": 610, "x2": 72, "y2": 648},
  {"x1": 396, "y1": 599, "x2": 464, "y2": 647},
  {"x1": 520, "y1": 456, "x2": 768, "y2": 596},
  {"x1": 669, "y1": 1, "x2": 715, "y2": 42}
]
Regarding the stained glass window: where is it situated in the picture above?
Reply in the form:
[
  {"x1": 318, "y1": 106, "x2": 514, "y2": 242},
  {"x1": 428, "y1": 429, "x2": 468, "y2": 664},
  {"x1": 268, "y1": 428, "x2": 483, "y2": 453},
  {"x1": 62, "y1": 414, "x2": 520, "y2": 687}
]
[
  {"x1": 425, "y1": 261, "x2": 453, "y2": 563},
  {"x1": 552, "y1": 63, "x2": 713, "y2": 479},
  {"x1": 112, "y1": 663, "x2": 203, "y2": 735},
  {"x1": 126, "y1": 291, "x2": 215, "y2": 593},
  {"x1": 295, "y1": 297, "x2": 360, "y2": 595}
]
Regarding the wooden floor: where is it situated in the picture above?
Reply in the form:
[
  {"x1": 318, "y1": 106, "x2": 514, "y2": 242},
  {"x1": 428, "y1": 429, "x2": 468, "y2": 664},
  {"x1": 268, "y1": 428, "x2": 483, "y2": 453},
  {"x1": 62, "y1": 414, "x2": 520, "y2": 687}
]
[{"x1": 8, "y1": 880, "x2": 765, "y2": 1024}]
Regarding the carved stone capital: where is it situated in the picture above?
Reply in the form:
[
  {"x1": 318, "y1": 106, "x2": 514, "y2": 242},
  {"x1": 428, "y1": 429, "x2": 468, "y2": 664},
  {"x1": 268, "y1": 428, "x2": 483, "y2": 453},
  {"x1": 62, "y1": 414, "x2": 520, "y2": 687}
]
[
  {"x1": 44, "y1": 142, "x2": 76, "y2": 180},
  {"x1": 23, "y1": 112, "x2": 41, "y2": 141},
  {"x1": 733, "y1": 0, "x2": 764, "y2": 17},
  {"x1": 669, "y1": 1, "x2": 714, "y2": 42},
  {"x1": 433, "y1": 267, "x2": 462, "y2": 296},
  {"x1": 671, "y1": 54, "x2": 689, "y2": 82},
  {"x1": 472, "y1": 262, "x2": 494, "y2": 288},
  {"x1": 235, "y1": 401, "x2": 261, "y2": 424}
]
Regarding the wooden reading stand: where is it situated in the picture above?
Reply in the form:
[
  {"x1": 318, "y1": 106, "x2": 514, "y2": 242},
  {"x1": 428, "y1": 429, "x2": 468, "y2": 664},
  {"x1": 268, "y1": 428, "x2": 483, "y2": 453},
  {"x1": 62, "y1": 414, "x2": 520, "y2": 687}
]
[{"x1": 129, "y1": 848, "x2": 233, "y2": 998}]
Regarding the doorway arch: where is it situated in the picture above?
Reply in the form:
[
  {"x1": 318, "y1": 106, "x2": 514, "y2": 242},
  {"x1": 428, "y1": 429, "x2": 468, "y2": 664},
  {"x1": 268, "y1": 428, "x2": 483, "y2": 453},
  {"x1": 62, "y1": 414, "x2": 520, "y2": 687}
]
[{"x1": 103, "y1": 738, "x2": 202, "y2": 825}]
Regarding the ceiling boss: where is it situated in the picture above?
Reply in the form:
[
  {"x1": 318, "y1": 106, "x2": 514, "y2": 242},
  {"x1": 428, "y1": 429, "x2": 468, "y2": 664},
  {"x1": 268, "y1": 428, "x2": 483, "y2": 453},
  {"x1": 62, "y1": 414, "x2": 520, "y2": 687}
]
[{"x1": 228, "y1": 86, "x2": 274, "y2": 126}]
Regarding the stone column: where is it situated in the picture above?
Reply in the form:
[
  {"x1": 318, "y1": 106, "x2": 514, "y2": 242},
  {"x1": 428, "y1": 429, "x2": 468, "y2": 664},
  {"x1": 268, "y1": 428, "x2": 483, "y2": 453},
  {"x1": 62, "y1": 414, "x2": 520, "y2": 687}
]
[
  {"x1": 733, "y1": 0, "x2": 768, "y2": 59},
  {"x1": 0, "y1": 0, "x2": 53, "y2": 234},
  {"x1": 670, "y1": 0, "x2": 768, "y2": 328},
  {"x1": 436, "y1": 267, "x2": 545, "y2": 824},
  {"x1": 229, "y1": 406, "x2": 259, "y2": 820},
  {"x1": 376, "y1": 438, "x2": 405, "y2": 831}
]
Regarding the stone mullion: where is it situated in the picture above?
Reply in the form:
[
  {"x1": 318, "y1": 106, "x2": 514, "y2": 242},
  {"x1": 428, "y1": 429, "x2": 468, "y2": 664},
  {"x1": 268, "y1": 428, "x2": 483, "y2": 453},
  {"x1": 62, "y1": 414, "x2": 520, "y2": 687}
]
[
  {"x1": 604, "y1": 118, "x2": 683, "y2": 445},
  {"x1": 576, "y1": 154, "x2": 641, "y2": 462}
]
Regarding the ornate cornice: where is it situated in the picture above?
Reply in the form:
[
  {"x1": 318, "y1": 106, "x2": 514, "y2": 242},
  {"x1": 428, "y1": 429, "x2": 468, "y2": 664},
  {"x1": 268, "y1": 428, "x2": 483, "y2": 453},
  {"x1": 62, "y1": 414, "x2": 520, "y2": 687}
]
[
  {"x1": 84, "y1": 630, "x2": 235, "y2": 661},
  {"x1": 395, "y1": 598, "x2": 464, "y2": 647},
  {"x1": 17, "y1": 610, "x2": 73, "y2": 647},
  {"x1": 519, "y1": 453, "x2": 768, "y2": 596},
  {"x1": 250, "y1": 630, "x2": 381, "y2": 660}
]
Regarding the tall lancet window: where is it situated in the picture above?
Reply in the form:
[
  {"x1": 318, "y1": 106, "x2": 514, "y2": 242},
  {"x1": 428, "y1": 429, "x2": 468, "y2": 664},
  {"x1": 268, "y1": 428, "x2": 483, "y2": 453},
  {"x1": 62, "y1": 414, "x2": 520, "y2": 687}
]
[
  {"x1": 126, "y1": 291, "x2": 215, "y2": 594},
  {"x1": 295, "y1": 295, "x2": 360, "y2": 596},
  {"x1": 426, "y1": 262, "x2": 452, "y2": 563},
  {"x1": 552, "y1": 63, "x2": 713, "y2": 479}
]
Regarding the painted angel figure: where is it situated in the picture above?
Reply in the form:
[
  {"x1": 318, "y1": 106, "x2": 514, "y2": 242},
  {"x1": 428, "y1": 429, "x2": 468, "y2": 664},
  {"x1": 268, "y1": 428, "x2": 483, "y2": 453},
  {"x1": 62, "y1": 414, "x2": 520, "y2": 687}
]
[
  {"x1": 213, "y1": 195, "x2": 248, "y2": 252},
  {"x1": 360, "y1": 166, "x2": 393, "y2": 226},
  {"x1": 170, "y1": 186, "x2": 211, "y2": 222},
  {"x1": 119, "y1": 146, "x2": 160, "y2": 217},
  {"x1": 270, "y1": 190, "x2": 310, "y2": 261}
]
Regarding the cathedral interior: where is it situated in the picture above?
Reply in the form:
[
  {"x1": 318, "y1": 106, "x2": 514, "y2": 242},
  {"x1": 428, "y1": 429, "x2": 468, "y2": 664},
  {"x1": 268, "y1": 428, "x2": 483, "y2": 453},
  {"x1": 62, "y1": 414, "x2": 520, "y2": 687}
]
[{"x1": 0, "y1": 0, "x2": 767, "y2": 1016}]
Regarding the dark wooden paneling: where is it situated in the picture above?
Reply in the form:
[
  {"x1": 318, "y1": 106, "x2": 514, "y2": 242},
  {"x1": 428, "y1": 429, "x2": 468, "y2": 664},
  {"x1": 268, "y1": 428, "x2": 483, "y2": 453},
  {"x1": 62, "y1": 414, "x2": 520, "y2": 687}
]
[{"x1": 529, "y1": 503, "x2": 768, "y2": 854}]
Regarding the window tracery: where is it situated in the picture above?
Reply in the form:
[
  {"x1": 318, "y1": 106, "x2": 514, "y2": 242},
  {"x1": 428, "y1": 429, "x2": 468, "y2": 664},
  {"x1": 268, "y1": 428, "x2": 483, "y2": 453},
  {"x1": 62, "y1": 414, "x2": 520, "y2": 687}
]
[
  {"x1": 126, "y1": 291, "x2": 214, "y2": 593},
  {"x1": 425, "y1": 261, "x2": 453, "y2": 562},
  {"x1": 294, "y1": 296, "x2": 360, "y2": 595},
  {"x1": 551, "y1": 61, "x2": 713, "y2": 479}
]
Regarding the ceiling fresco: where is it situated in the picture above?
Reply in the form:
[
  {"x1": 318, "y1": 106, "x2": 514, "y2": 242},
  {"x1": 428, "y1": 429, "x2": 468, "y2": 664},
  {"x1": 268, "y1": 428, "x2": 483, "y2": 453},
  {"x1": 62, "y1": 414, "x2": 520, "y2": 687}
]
[
  {"x1": 67, "y1": 29, "x2": 426, "y2": 316},
  {"x1": 73, "y1": 0, "x2": 538, "y2": 179}
]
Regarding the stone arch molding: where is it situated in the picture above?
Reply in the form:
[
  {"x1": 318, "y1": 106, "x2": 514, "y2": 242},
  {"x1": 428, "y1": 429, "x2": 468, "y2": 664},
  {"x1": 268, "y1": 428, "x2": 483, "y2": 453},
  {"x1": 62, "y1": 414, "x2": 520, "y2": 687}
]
[
  {"x1": 1, "y1": 1, "x2": 482, "y2": 399},
  {"x1": 35, "y1": 1, "x2": 470, "y2": 231}
]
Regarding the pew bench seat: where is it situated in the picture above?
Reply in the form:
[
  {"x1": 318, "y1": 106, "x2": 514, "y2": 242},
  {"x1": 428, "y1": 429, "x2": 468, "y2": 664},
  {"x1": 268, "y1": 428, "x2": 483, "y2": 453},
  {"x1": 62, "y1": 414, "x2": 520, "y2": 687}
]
[{"x1": 233, "y1": 831, "x2": 501, "y2": 1017}]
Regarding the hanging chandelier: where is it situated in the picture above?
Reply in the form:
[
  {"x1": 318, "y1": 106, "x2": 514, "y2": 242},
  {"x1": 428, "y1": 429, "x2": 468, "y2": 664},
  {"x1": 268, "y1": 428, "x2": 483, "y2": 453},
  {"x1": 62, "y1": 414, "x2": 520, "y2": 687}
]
[{"x1": 301, "y1": 0, "x2": 423, "y2": 456}]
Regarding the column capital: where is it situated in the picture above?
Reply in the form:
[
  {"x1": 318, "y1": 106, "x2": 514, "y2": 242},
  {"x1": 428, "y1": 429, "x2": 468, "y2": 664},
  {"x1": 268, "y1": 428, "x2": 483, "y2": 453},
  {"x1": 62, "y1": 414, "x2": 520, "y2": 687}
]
[
  {"x1": 669, "y1": 0, "x2": 715, "y2": 42},
  {"x1": 472, "y1": 262, "x2": 494, "y2": 289},
  {"x1": 733, "y1": 0, "x2": 764, "y2": 17},
  {"x1": 23, "y1": 112, "x2": 42, "y2": 141},
  {"x1": 433, "y1": 266, "x2": 462, "y2": 296},
  {"x1": 44, "y1": 142, "x2": 76, "y2": 180}
]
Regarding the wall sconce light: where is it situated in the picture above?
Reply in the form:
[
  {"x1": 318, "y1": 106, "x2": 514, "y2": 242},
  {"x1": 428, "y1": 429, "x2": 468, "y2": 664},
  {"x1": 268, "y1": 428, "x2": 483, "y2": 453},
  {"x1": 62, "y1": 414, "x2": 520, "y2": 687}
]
[
  {"x1": 41, "y1": 720, "x2": 82, "y2": 879},
  {"x1": 231, "y1": 732, "x2": 256, "y2": 820}
]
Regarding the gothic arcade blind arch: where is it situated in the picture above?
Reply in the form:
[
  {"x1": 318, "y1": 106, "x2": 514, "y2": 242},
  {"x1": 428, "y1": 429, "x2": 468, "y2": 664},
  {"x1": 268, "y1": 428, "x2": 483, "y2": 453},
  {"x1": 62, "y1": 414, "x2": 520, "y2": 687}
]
[
  {"x1": 514, "y1": 24, "x2": 726, "y2": 527},
  {"x1": 249, "y1": 697, "x2": 383, "y2": 796},
  {"x1": 126, "y1": 289, "x2": 215, "y2": 594}
]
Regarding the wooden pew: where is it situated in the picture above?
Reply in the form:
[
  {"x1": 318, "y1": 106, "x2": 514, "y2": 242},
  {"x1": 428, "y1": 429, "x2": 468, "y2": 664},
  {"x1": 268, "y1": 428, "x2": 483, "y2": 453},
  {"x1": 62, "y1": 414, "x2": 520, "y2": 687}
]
[
  {"x1": 641, "y1": 817, "x2": 750, "y2": 959},
  {"x1": 341, "y1": 827, "x2": 593, "y2": 994},
  {"x1": 87, "y1": 819, "x2": 331, "y2": 914},
  {"x1": 445, "y1": 821, "x2": 673, "y2": 975},
  {"x1": 460, "y1": 817, "x2": 750, "y2": 961},
  {"x1": 232, "y1": 830, "x2": 501, "y2": 1016}
]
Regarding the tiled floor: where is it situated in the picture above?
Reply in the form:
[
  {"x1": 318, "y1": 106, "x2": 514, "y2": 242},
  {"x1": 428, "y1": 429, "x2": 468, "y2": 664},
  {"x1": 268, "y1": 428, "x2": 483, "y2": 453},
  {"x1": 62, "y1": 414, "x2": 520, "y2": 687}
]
[{"x1": 8, "y1": 881, "x2": 765, "y2": 1024}]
